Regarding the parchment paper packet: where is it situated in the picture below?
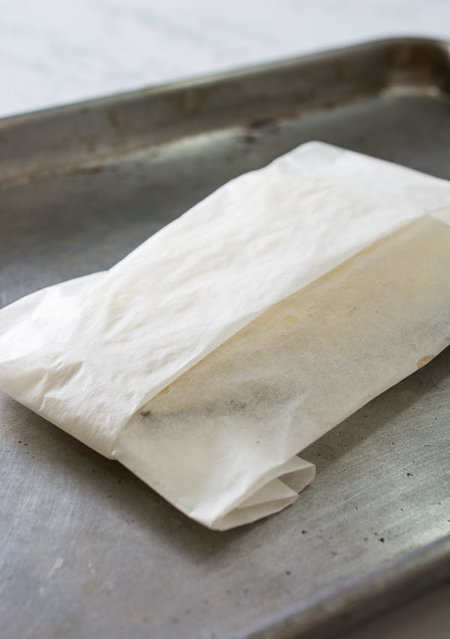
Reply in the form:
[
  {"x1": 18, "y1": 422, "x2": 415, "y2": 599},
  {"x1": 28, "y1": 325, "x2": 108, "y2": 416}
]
[{"x1": 1, "y1": 142, "x2": 450, "y2": 529}]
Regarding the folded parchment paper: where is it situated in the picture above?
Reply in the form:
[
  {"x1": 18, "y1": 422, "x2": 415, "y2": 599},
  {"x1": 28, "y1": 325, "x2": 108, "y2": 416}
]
[{"x1": 1, "y1": 142, "x2": 450, "y2": 529}]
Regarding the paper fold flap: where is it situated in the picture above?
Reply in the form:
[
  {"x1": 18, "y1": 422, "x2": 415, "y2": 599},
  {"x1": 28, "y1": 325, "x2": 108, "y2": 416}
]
[
  {"x1": 112, "y1": 214, "x2": 450, "y2": 528},
  {"x1": 1, "y1": 142, "x2": 450, "y2": 460}
]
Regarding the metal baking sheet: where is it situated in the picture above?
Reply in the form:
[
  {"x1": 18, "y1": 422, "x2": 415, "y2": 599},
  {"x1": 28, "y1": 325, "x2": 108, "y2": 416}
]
[{"x1": 1, "y1": 37, "x2": 449, "y2": 639}]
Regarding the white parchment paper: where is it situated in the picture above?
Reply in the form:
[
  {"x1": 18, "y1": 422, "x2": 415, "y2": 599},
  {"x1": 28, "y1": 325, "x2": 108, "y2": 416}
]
[
  {"x1": 115, "y1": 212, "x2": 450, "y2": 528},
  {"x1": 1, "y1": 142, "x2": 449, "y2": 528}
]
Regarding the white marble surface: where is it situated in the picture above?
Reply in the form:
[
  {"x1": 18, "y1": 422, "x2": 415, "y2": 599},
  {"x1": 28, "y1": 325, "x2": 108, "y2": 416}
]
[{"x1": 0, "y1": 0, "x2": 449, "y2": 118}]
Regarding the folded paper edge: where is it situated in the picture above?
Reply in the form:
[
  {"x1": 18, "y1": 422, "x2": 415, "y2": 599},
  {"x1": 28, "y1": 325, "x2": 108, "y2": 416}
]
[
  {"x1": 430, "y1": 206, "x2": 450, "y2": 225},
  {"x1": 210, "y1": 458, "x2": 317, "y2": 530},
  {"x1": 114, "y1": 430, "x2": 316, "y2": 530}
]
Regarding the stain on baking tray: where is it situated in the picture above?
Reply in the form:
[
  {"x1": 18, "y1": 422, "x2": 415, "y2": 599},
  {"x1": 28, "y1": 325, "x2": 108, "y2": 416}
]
[
  {"x1": 169, "y1": 85, "x2": 215, "y2": 116},
  {"x1": 386, "y1": 40, "x2": 450, "y2": 91},
  {"x1": 107, "y1": 108, "x2": 122, "y2": 133},
  {"x1": 243, "y1": 115, "x2": 281, "y2": 144},
  {"x1": 72, "y1": 165, "x2": 104, "y2": 176}
]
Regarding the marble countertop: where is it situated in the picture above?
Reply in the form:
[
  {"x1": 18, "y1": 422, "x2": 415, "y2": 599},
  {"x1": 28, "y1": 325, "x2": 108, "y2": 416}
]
[{"x1": 1, "y1": 0, "x2": 449, "y2": 118}]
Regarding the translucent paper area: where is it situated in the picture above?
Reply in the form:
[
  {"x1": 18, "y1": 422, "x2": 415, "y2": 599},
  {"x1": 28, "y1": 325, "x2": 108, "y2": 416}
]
[
  {"x1": 0, "y1": 142, "x2": 449, "y2": 529},
  {"x1": 115, "y1": 213, "x2": 450, "y2": 528}
]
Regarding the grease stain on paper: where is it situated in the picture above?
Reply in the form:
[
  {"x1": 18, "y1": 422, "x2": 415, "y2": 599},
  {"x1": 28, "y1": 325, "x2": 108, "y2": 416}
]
[{"x1": 416, "y1": 354, "x2": 435, "y2": 369}]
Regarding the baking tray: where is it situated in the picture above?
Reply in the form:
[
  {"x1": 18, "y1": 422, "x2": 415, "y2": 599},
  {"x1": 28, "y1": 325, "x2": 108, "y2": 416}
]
[{"x1": 1, "y1": 37, "x2": 449, "y2": 639}]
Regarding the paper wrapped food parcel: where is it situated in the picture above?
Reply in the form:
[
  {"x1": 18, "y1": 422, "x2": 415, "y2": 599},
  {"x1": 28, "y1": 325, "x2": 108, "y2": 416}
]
[{"x1": 1, "y1": 142, "x2": 449, "y2": 530}]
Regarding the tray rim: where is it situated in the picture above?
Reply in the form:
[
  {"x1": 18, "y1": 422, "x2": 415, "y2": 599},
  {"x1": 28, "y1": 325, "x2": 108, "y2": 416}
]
[
  {"x1": 1, "y1": 35, "x2": 450, "y2": 639},
  {"x1": 243, "y1": 534, "x2": 450, "y2": 638},
  {"x1": 1, "y1": 35, "x2": 449, "y2": 187},
  {"x1": 0, "y1": 35, "x2": 449, "y2": 126}
]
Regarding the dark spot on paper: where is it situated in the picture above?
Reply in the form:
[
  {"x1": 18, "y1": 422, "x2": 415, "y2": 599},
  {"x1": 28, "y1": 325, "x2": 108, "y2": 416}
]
[
  {"x1": 379, "y1": 537, "x2": 385, "y2": 543},
  {"x1": 140, "y1": 410, "x2": 151, "y2": 418},
  {"x1": 406, "y1": 472, "x2": 412, "y2": 477},
  {"x1": 301, "y1": 529, "x2": 308, "y2": 535},
  {"x1": 285, "y1": 570, "x2": 291, "y2": 576},
  {"x1": 229, "y1": 398, "x2": 247, "y2": 411}
]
